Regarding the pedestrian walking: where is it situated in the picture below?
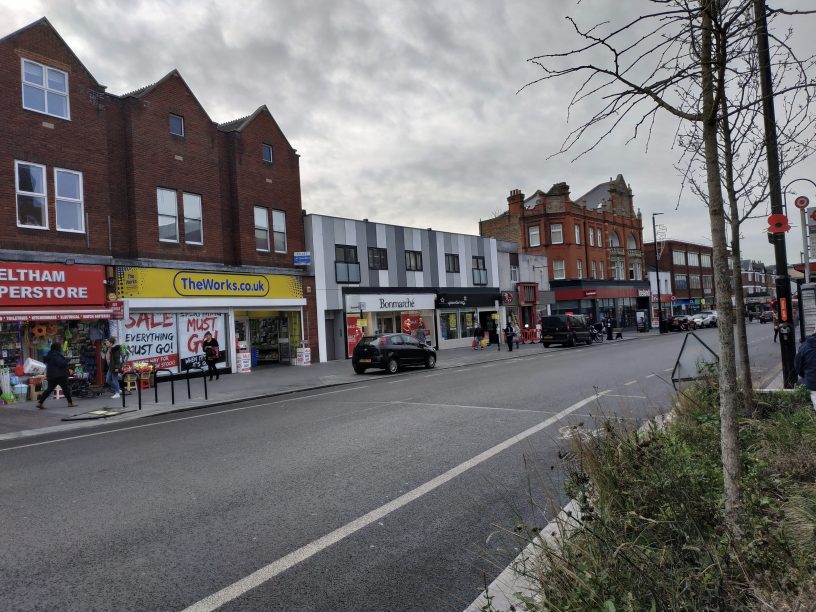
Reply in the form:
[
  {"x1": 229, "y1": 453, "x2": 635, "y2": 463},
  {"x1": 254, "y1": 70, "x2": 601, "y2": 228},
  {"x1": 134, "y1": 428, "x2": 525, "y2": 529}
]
[
  {"x1": 773, "y1": 312, "x2": 780, "y2": 343},
  {"x1": 748, "y1": 311, "x2": 754, "y2": 323},
  {"x1": 513, "y1": 322, "x2": 521, "y2": 348},
  {"x1": 36, "y1": 342, "x2": 78, "y2": 409},
  {"x1": 504, "y1": 321, "x2": 514, "y2": 352},
  {"x1": 795, "y1": 326, "x2": 816, "y2": 410},
  {"x1": 474, "y1": 324, "x2": 485, "y2": 350},
  {"x1": 202, "y1": 331, "x2": 220, "y2": 381},
  {"x1": 105, "y1": 337, "x2": 122, "y2": 399}
]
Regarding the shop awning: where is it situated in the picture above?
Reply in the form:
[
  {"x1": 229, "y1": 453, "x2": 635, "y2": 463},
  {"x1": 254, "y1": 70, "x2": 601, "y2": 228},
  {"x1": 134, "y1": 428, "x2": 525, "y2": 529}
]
[{"x1": 0, "y1": 308, "x2": 113, "y2": 322}]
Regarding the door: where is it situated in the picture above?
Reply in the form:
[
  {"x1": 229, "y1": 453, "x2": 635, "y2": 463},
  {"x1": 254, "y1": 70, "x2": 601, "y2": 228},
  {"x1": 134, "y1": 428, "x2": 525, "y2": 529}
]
[
  {"x1": 401, "y1": 334, "x2": 424, "y2": 364},
  {"x1": 325, "y1": 317, "x2": 336, "y2": 361}
]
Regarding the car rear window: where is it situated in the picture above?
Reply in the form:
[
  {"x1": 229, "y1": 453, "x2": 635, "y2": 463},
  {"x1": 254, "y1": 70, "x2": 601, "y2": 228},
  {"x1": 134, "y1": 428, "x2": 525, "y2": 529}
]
[
  {"x1": 540, "y1": 316, "x2": 566, "y2": 328},
  {"x1": 359, "y1": 336, "x2": 383, "y2": 346}
]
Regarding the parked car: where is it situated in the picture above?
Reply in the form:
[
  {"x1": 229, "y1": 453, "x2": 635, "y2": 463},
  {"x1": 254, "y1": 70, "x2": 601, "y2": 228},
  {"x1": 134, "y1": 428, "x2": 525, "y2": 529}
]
[
  {"x1": 540, "y1": 314, "x2": 593, "y2": 347},
  {"x1": 352, "y1": 333, "x2": 437, "y2": 374},
  {"x1": 668, "y1": 315, "x2": 696, "y2": 331},
  {"x1": 692, "y1": 310, "x2": 718, "y2": 328},
  {"x1": 759, "y1": 310, "x2": 774, "y2": 323}
]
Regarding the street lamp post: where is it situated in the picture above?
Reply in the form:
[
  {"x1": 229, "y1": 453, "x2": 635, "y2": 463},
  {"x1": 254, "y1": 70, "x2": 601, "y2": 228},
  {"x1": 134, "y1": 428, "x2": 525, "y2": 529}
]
[{"x1": 652, "y1": 212, "x2": 665, "y2": 333}]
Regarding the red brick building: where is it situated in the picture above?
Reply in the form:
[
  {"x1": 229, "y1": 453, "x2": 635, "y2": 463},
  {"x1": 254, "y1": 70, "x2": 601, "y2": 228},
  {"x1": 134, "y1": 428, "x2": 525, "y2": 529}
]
[
  {"x1": 0, "y1": 18, "x2": 317, "y2": 376},
  {"x1": 480, "y1": 175, "x2": 650, "y2": 326},
  {"x1": 643, "y1": 240, "x2": 716, "y2": 316}
]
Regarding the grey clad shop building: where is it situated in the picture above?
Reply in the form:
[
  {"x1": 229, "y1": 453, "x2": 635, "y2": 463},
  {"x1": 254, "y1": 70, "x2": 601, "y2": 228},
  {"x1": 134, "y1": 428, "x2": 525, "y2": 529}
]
[{"x1": 305, "y1": 214, "x2": 500, "y2": 361}]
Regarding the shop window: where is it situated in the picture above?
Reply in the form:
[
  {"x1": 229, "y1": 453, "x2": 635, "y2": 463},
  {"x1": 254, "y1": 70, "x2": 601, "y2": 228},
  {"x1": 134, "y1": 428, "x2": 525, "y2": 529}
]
[
  {"x1": 472, "y1": 256, "x2": 487, "y2": 285},
  {"x1": 272, "y1": 210, "x2": 287, "y2": 253},
  {"x1": 528, "y1": 225, "x2": 540, "y2": 247},
  {"x1": 445, "y1": 253, "x2": 459, "y2": 273},
  {"x1": 673, "y1": 250, "x2": 686, "y2": 265},
  {"x1": 335, "y1": 244, "x2": 361, "y2": 283},
  {"x1": 577, "y1": 259, "x2": 583, "y2": 279},
  {"x1": 550, "y1": 223, "x2": 563, "y2": 244},
  {"x1": 15, "y1": 160, "x2": 48, "y2": 229},
  {"x1": 368, "y1": 247, "x2": 388, "y2": 270},
  {"x1": 552, "y1": 259, "x2": 565, "y2": 280},
  {"x1": 169, "y1": 113, "x2": 185, "y2": 137},
  {"x1": 22, "y1": 58, "x2": 70, "y2": 120},
  {"x1": 575, "y1": 225, "x2": 581, "y2": 245},
  {"x1": 54, "y1": 168, "x2": 84, "y2": 232},
  {"x1": 254, "y1": 206, "x2": 270, "y2": 251},
  {"x1": 262, "y1": 143, "x2": 273, "y2": 164},
  {"x1": 157, "y1": 188, "x2": 179, "y2": 242},
  {"x1": 183, "y1": 192, "x2": 203, "y2": 244},
  {"x1": 405, "y1": 250, "x2": 423, "y2": 271}
]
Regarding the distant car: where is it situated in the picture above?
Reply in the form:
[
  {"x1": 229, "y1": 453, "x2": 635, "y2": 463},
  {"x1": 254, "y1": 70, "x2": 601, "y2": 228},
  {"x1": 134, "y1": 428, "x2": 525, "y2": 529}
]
[
  {"x1": 351, "y1": 333, "x2": 437, "y2": 374},
  {"x1": 540, "y1": 314, "x2": 593, "y2": 347},
  {"x1": 691, "y1": 310, "x2": 718, "y2": 328},
  {"x1": 668, "y1": 315, "x2": 696, "y2": 331},
  {"x1": 759, "y1": 310, "x2": 774, "y2": 323}
]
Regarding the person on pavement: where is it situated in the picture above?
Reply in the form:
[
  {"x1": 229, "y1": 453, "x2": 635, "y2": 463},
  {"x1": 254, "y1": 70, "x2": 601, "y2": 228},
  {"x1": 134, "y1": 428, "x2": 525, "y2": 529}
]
[
  {"x1": 105, "y1": 337, "x2": 122, "y2": 399},
  {"x1": 773, "y1": 311, "x2": 780, "y2": 343},
  {"x1": 37, "y1": 342, "x2": 78, "y2": 409},
  {"x1": 202, "y1": 331, "x2": 220, "y2": 381},
  {"x1": 504, "y1": 321, "x2": 515, "y2": 352},
  {"x1": 794, "y1": 326, "x2": 816, "y2": 409}
]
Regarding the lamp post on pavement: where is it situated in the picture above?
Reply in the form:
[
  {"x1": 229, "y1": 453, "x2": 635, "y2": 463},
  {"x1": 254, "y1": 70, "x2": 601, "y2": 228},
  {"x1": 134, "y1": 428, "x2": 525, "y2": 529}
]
[{"x1": 652, "y1": 212, "x2": 665, "y2": 333}]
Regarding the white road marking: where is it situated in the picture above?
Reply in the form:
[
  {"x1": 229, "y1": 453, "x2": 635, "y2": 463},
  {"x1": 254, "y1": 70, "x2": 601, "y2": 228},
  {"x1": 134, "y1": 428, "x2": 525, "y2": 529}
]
[
  {"x1": 396, "y1": 401, "x2": 542, "y2": 414},
  {"x1": 423, "y1": 373, "x2": 444, "y2": 378},
  {"x1": 480, "y1": 363, "x2": 499, "y2": 368},
  {"x1": 623, "y1": 380, "x2": 638, "y2": 386},
  {"x1": 386, "y1": 379, "x2": 410, "y2": 384},
  {"x1": 179, "y1": 391, "x2": 611, "y2": 612},
  {"x1": 664, "y1": 368, "x2": 673, "y2": 372},
  {"x1": 0, "y1": 386, "x2": 371, "y2": 453},
  {"x1": 278, "y1": 386, "x2": 372, "y2": 403},
  {"x1": 646, "y1": 374, "x2": 656, "y2": 378},
  {"x1": 604, "y1": 394, "x2": 648, "y2": 399}
]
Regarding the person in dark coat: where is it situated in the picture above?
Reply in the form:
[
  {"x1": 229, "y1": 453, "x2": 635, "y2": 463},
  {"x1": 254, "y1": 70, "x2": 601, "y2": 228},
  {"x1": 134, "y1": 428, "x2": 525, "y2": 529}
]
[
  {"x1": 202, "y1": 331, "x2": 220, "y2": 381},
  {"x1": 37, "y1": 342, "x2": 77, "y2": 409},
  {"x1": 504, "y1": 321, "x2": 515, "y2": 352},
  {"x1": 795, "y1": 327, "x2": 816, "y2": 410}
]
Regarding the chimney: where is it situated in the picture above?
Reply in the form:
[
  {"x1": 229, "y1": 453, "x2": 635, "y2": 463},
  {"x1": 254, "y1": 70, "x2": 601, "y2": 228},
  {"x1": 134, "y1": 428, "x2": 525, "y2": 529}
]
[{"x1": 508, "y1": 189, "x2": 525, "y2": 216}]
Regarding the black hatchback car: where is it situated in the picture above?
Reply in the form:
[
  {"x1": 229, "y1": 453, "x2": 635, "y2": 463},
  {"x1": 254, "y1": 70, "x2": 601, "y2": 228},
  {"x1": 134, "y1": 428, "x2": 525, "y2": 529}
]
[{"x1": 352, "y1": 333, "x2": 437, "y2": 374}]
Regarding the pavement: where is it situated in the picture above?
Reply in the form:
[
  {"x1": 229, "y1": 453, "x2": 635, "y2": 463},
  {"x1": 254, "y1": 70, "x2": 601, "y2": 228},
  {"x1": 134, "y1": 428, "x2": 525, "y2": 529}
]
[{"x1": 0, "y1": 331, "x2": 658, "y2": 441}]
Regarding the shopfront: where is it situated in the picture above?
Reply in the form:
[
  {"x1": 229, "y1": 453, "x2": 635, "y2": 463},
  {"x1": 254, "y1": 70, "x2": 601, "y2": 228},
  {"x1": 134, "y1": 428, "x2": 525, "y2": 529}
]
[
  {"x1": 436, "y1": 290, "x2": 500, "y2": 349},
  {"x1": 0, "y1": 261, "x2": 113, "y2": 384},
  {"x1": 116, "y1": 267, "x2": 306, "y2": 373},
  {"x1": 552, "y1": 284, "x2": 650, "y2": 327},
  {"x1": 344, "y1": 292, "x2": 436, "y2": 357}
]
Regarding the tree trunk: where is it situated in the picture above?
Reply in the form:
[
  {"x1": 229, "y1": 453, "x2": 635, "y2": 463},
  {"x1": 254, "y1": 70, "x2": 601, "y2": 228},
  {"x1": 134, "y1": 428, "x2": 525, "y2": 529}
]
[{"x1": 701, "y1": 2, "x2": 741, "y2": 524}]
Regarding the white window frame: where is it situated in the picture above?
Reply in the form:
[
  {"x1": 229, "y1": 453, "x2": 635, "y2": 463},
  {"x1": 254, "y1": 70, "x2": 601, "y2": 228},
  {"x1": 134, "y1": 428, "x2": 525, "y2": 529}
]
[
  {"x1": 182, "y1": 192, "x2": 203, "y2": 245},
  {"x1": 675, "y1": 274, "x2": 688, "y2": 289},
  {"x1": 599, "y1": 262, "x2": 605, "y2": 279},
  {"x1": 528, "y1": 225, "x2": 541, "y2": 247},
  {"x1": 550, "y1": 224, "x2": 563, "y2": 244},
  {"x1": 574, "y1": 225, "x2": 581, "y2": 245},
  {"x1": 552, "y1": 259, "x2": 565, "y2": 280},
  {"x1": 169, "y1": 113, "x2": 185, "y2": 137},
  {"x1": 673, "y1": 250, "x2": 686, "y2": 266},
  {"x1": 254, "y1": 206, "x2": 270, "y2": 252},
  {"x1": 701, "y1": 254, "x2": 712, "y2": 268},
  {"x1": 54, "y1": 167, "x2": 84, "y2": 233},
  {"x1": 262, "y1": 143, "x2": 273, "y2": 163},
  {"x1": 577, "y1": 259, "x2": 583, "y2": 279},
  {"x1": 157, "y1": 188, "x2": 179, "y2": 243},
  {"x1": 272, "y1": 209, "x2": 287, "y2": 253},
  {"x1": 510, "y1": 265, "x2": 519, "y2": 282},
  {"x1": 596, "y1": 228, "x2": 602, "y2": 246},
  {"x1": 591, "y1": 261, "x2": 597, "y2": 279},
  {"x1": 21, "y1": 58, "x2": 70, "y2": 120},
  {"x1": 589, "y1": 227, "x2": 595, "y2": 247},
  {"x1": 15, "y1": 160, "x2": 49, "y2": 230}
]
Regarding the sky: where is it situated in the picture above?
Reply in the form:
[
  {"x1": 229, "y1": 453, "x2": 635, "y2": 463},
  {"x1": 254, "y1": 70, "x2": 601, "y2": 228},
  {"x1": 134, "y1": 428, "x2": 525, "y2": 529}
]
[{"x1": 3, "y1": 0, "x2": 815, "y2": 266}]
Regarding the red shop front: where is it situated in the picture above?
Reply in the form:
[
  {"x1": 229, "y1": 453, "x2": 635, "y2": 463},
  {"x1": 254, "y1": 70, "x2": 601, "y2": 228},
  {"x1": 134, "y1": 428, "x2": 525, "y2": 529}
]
[{"x1": 0, "y1": 262, "x2": 114, "y2": 385}]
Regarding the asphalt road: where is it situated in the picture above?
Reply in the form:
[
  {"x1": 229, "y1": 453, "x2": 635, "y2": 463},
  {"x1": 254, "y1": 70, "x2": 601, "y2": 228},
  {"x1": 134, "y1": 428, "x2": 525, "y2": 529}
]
[{"x1": 0, "y1": 323, "x2": 781, "y2": 611}]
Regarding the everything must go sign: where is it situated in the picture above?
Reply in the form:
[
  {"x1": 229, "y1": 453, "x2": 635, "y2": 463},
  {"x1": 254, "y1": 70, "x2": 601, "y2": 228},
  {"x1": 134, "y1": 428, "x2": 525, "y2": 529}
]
[{"x1": 178, "y1": 312, "x2": 226, "y2": 370}]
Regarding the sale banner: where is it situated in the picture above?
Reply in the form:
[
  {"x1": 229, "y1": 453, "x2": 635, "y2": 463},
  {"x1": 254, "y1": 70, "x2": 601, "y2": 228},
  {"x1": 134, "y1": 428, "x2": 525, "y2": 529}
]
[
  {"x1": 178, "y1": 312, "x2": 227, "y2": 370},
  {"x1": 122, "y1": 312, "x2": 179, "y2": 371}
]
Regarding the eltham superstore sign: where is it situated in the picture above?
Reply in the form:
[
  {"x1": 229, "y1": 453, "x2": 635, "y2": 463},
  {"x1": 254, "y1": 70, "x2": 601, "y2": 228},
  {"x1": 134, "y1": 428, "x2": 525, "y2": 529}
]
[
  {"x1": 0, "y1": 262, "x2": 106, "y2": 306},
  {"x1": 116, "y1": 267, "x2": 303, "y2": 299}
]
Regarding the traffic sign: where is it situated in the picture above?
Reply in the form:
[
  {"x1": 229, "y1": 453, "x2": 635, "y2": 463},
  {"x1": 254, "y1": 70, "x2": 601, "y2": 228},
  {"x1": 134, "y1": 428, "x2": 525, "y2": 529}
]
[{"x1": 795, "y1": 195, "x2": 810, "y2": 209}]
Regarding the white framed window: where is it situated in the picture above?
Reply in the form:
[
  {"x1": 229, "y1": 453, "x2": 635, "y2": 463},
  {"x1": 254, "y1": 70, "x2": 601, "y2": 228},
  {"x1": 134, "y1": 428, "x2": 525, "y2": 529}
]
[
  {"x1": 596, "y1": 228, "x2": 602, "y2": 246},
  {"x1": 262, "y1": 143, "x2": 273, "y2": 163},
  {"x1": 157, "y1": 188, "x2": 179, "y2": 242},
  {"x1": 675, "y1": 274, "x2": 688, "y2": 289},
  {"x1": 254, "y1": 206, "x2": 270, "y2": 252},
  {"x1": 628, "y1": 262, "x2": 642, "y2": 280},
  {"x1": 589, "y1": 227, "x2": 595, "y2": 246},
  {"x1": 183, "y1": 192, "x2": 203, "y2": 244},
  {"x1": 15, "y1": 161, "x2": 48, "y2": 229},
  {"x1": 701, "y1": 254, "x2": 712, "y2": 267},
  {"x1": 599, "y1": 262, "x2": 605, "y2": 279},
  {"x1": 690, "y1": 275, "x2": 701, "y2": 289},
  {"x1": 591, "y1": 261, "x2": 597, "y2": 278},
  {"x1": 552, "y1": 259, "x2": 565, "y2": 280},
  {"x1": 673, "y1": 250, "x2": 686, "y2": 265},
  {"x1": 272, "y1": 209, "x2": 287, "y2": 253},
  {"x1": 528, "y1": 225, "x2": 541, "y2": 247},
  {"x1": 550, "y1": 224, "x2": 563, "y2": 244},
  {"x1": 703, "y1": 275, "x2": 713, "y2": 291},
  {"x1": 688, "y1": 252, "x2": 700, "y2": 266},
  {"x1": 510, "y1": 265, "x2": 519, "y2": 282},
  {"x1": 21, "y1": 59, "x2": 70, "y2": 120},
  {"x1": 577, "y1": 259, "x2": 583, "y2": 279},
  {"x1": 574, "y1": 225, "x2": 581, "y2": 244},
  {"x1": 614, "y1": 260, "x2": 625, "y2": 280},
  {"x1": 169, "y1": 113, "x2": 184, "y2": 136},
  {"x1": 54, "y1": 168, "x2": 84, "y2": 232}
]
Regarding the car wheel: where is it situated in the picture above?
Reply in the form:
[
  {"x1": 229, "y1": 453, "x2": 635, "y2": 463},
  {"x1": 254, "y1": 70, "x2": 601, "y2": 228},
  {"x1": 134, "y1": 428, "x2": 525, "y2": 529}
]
[
  {"x1": 386, "y1": 357, "x2": 399, "y2": 374},
  {"x1": 425, "y1": 354, "x2": 436, "y2": 369},
  {"x1": 585, "y1": 337, "x2": 593, "y2": 345},
  {"x1": 568, "y1": 335, "x2": 576, "y2": 347},
  {"x1": 353, "y1": 365, "x2": 367, "y2": 374},
  {"x1": 543, "y1": 343, "x2": 550, "y2": 348}
]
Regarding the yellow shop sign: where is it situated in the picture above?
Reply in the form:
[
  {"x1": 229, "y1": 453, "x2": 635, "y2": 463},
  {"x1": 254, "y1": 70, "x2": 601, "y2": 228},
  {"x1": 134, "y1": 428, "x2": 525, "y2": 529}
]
[{"x1": 116, "y1": 267, "x2": 303, "y2": 299}]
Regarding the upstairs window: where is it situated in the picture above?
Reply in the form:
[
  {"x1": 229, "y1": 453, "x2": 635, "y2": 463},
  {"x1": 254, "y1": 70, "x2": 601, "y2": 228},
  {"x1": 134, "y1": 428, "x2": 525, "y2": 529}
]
[
  {"x1": 574, "y1": 225, "x2": 581, "y2": 245},
  {"x1": 369, "y1": 247, "x2": 388, "y2": 270},
  {"x1": 550, "y1": 224, "x2": 563, "y2": 244},
  {"x1": 701, "y1": 254, "x2": 712, "y2": 267},
  {"x1": 552, "y1": 259, "x2": 565, "y2": 280},
  {"x1": 673, "y1": 250, "x2": 686, "y2": 266},
  {"x1": 157, "y1": 188, "x2": 179, "y2": 242},
  {"x1": 445, "y1": 253, "x2": 460, "y2": 273},
  {"x1": 675, "y1": 274, "x2": 688, "y2": 289},
  {"x1": 272, "y1": 210, "x2": 287, "y2": 252},
  {"x1": 54, "y1": 168, "x2": 84, "y2": 233},
  {"x1": 405, "y1": 250, "x2": 423, "y2": 272},
  {"x1": 528, "y1": 225, "x2": 541, "y2": 247},
  {"x1": 22, "y1": 59, "x2": 69, "y2": 119},
  {"x1": 183, "y1": 192, "x2": 203, "y2": 244},
  {"x1": 591, "y1": 261, "x2": 597, "y2": 279},
  {"x1": 262, "y1": 143, "x2": 273, "y2": 163},
  {"x1": 688, "y1": 252, "x2": 700, "y2": 267},
  {"x1": 577, "y1": 259, "x2": 583, "y2": 279},
  {"x1": 335, "y1": 245, "x2": 361, "y2": 283},
  {"x1": 15, "y1": 161, "x2": 48, "y2": 229},
  {"x1": 588, "y1": 227, "x2": 595, "y2": 247},
  {"x1": 254, "y1": 206, "x2": 269, "y2": 251},
  {"x1": 510, "y1": 265, "x2": 519, "y2": 282},
  {"x1": 169, "y1": 113, "x2": 185, "y2": 136},
  {"x1": 472, "y1": 256, "x2": 487, "y2": 285},
  {"x1": 596, "y1": 228, "x2": 602, "y2": 246}
]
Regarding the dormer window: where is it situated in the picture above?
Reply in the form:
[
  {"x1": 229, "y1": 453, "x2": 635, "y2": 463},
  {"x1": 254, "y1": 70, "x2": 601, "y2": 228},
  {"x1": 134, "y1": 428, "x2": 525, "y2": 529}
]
[
  {"x1": 262, "y1": 143, "x2": 273, "y2": 163},
  {"x1": 21, "y1": 59, "x2": 69, "y2": 119},
  {"x1": 169, "y1": 113, "x2": 184, "y2": 136}
]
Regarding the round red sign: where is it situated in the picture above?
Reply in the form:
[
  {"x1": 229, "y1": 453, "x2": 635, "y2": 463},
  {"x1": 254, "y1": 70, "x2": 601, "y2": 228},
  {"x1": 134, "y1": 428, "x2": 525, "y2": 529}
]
[{"x1": 795, "y1": 195, "x2": 810, "y2": 209}]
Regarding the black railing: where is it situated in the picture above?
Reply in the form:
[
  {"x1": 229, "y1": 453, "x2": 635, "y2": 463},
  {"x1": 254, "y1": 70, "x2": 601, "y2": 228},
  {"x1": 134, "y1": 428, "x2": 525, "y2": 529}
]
[
  {"x1": 154, "y1": 368, "x2": 176, "y2": 406},
  {"x1": 184, "y1": 365, "x2": 208, "y2": 400}
]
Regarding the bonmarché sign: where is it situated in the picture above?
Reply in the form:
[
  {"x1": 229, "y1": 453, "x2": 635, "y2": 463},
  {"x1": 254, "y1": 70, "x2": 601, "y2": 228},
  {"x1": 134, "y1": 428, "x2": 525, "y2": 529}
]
[
  {"x1": 379, "y1": 297, "x2": 414, "y2": 309},
  {"x1": 347, "y1": 293, "x2": 436, "y2": 313}
]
